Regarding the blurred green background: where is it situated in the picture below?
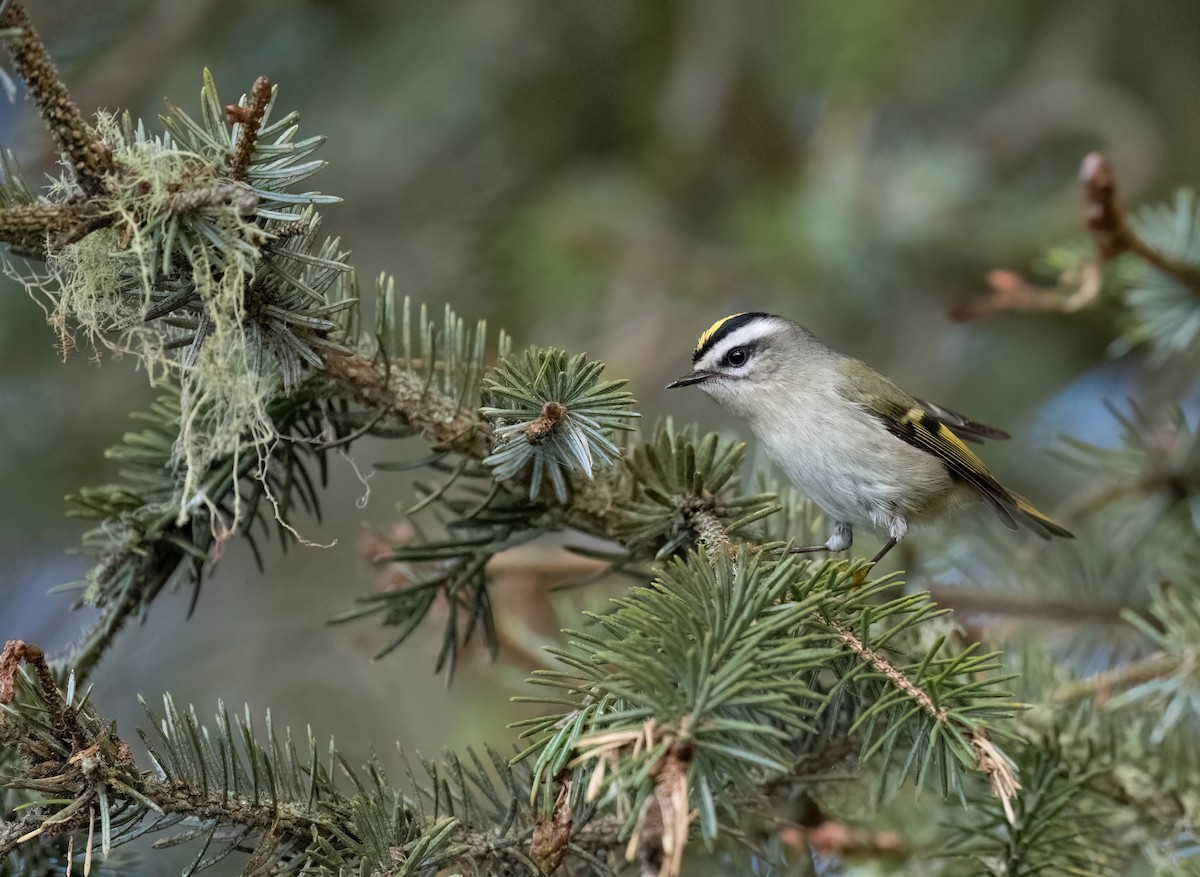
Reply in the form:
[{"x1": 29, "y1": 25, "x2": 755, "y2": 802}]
[{"x1": 1, "y1": 1, "x2": 1197, "y2": 871}]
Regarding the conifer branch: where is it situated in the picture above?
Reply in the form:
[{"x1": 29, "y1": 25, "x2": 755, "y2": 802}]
[
  {"x1": 3, "y1": 641, "x2": 640, "y2": 874},
  {"x1": 675, "y1": 512, "x2": 1020, "y2": 823},
  {"x1": 1050, "y1": 651, "x2": 1181, "y2": 705},
  {"x1": 0, "y1": 641, "x2": 337, "y2": 859},
  {"x1": 162, "y1": 180, "x2": 258, "y2": 216},
  {"x1": 320, "y1": 349, "x2": 492, "y2": 458},
  {"x1": 927, "y1": 586, "x2": 1136, "y2": 625},
  {"x1": 941, "y1": 738, "x2": 1118, "y2": 876},
  {"x1": 0, "y1": 0, "x2": 113, "y2": 195},
  {"x1": 0, "y1": 5, "x2": 1181, "y2": 873},
  {"x1": 0, "y1": 199, "x2": 106, "y2": 252},
  {"x1": 823, "y1": 618, "x2": 1020, "y2": 821},
  {"x1": 70, "y1": 539, "x2": 189, "y2": 682}
]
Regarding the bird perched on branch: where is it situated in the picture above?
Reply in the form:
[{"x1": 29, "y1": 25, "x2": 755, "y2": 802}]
[{"x1": 667, "y1": 312, "x2": 1072, "y2": 564}]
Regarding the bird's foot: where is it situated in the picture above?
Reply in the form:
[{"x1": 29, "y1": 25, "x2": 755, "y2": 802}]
[
  {"x1": 783, "y1": 522, "x2": 854, "y2": 556},
  {"x1": 868, "y1": 537, "x2": 899, "y2": 566},
  {"x1": 784, "y1": 544, "x2": 831, "y2": 555}
]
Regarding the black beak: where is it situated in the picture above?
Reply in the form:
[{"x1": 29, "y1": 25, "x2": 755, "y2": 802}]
[{"x1": 666, "y1": 371, "x2": 713, "y2": 389}]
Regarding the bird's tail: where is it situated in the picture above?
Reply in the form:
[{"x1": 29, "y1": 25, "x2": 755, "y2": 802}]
[{"x1": 1014, "y1": 496, "x2": 1073, "y2": 539}]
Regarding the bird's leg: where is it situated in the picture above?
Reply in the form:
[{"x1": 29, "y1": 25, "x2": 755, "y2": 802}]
[
  {"x1": 786, "y1": 521, "x2": 852, "y2": 555},
  {"x1": 867, "y1": 518, "x2": 908, "y2": 565},
  {"x1": 868, "y1": 538, "x2": 897, "y2": 565}
]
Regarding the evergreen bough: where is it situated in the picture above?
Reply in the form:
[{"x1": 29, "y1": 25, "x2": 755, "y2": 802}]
[{"x1": 0, "y1": 5, "x2": 1197, "y2": 875}]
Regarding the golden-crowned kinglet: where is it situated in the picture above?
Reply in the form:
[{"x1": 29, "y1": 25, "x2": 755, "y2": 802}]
[{"x1": 667, "y1": 312, "x2": 1072, "y2": 563}]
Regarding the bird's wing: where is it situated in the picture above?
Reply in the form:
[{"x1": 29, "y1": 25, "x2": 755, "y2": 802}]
[
  {"x1": 911, "y1": 401, "x2": 1071, "y2": 537},
  {"x1": 913, "y1": 398, "x2": 1010, "y2": 443},
  {"x1": 854, "y1": 394, "x2": 1019, "y2": 530}
]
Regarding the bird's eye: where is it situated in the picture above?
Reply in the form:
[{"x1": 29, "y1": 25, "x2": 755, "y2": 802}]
[{"x1": 725, "y1": 347, "x2": 748, "y2": 367}]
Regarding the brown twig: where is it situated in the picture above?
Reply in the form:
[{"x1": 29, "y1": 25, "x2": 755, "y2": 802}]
[
  {"x1": 1081, "y1": 151, "x2": 1200, "y2": 297},
  {"x1": 164, "y1": 181, "x2": 258, "y2": 217},
  {"x1": 948, "y1": 267, "x2": 1102, "y2": 322},
  {"x1": 927, "y1": 586, "x2": 1136, "y2": 626},
  {"x1": 1050, "y1": 650, "x2": 1183, "y2": 706},
  {"x1": 226, "y1": 76, "x2": 272, "y2": 181},
  {"x1": 0, "y1": 199, "x2": 108, "y2": 254},
  {"x1": 952, "y1": 151, "x2": 1200, "y2": 321},
  {"x1": 320, "y1": 350, "x2": 491, "y2": 457},
  {"x1": 0, "y1": 0, "x2": 113, "y2": 196}
]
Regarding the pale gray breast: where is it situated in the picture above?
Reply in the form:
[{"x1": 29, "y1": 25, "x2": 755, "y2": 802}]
[{"x1": 751, "y1": 387, "x2": 955, "y2": 527}]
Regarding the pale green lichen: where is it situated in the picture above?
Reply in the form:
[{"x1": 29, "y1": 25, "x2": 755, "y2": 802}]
[
  {"x1": 38, "y1": 110, "x2": 280, "y2": 529},
  {"x1": 11, "y1": 70, "x2": 348, "y2": 538}
]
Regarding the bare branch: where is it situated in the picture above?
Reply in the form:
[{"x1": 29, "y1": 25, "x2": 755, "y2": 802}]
[
  {"x1": 1050, "y1": 651, "x2": 1182, "y2": 705},
  {"x1": 163, "y1": 181, "x2": 257, "y2": 217},
  {"x1": 1081, "y1": 151, "x2": 1200, "y2": 298},
  {"x1": 927, "y1": 585, "x2": 1138, "y2": 626},
  {"x1": 952, "y1": 151, "x2": 1200, "y2": 321},
  {"x1": 0, "y1": 0, "x2": 114, "y2": 195},
  {"x1": 320, "y1": 350, "x2": 490, "y2": 457},
  {"x1": 948, "y1": 267, "x2": 1101, "y2": 322},
  {"x1": 0, "y1": 198, "x2": 108, "y2": 254}
]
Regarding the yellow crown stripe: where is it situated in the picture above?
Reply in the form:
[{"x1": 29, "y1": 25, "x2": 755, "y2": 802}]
[{"x1": 695, "y1": 313, "x2": 745, "y2": 354}]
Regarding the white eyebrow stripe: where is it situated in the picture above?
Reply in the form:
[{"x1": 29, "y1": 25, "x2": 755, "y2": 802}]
[{"x1": 695, "y1": 322, "x2": 773, "y2": 369}]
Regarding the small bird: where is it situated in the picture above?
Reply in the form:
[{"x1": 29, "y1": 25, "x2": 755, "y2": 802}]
[{"x1": 667, "y1": 312, "x2": 1072, "y2": 564}]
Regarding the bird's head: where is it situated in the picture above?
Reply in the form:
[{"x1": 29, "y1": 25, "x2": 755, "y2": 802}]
[{"x1": 667, "y1": 312, "x2": 818, "y2": 419}]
